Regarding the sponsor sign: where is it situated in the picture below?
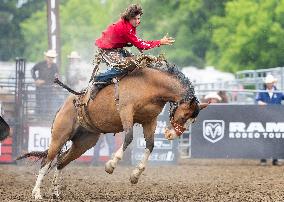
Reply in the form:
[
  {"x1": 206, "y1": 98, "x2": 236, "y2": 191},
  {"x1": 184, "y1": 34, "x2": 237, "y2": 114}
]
[
  {"x1": 203, "y1": 120, "x2": 225, "y2": 143},
  {"x1": 191, "y1": 105, "x2": 284, "y2": 158},
  {"x1": 132, "y1": 104, "x2": 179, "y2": 165},
  {"x1": 28, "y1": 127, "x2": 50, "y2": 151},
  {"x1": 28, "y1": 126, "x2": 94, "y2": 156}
]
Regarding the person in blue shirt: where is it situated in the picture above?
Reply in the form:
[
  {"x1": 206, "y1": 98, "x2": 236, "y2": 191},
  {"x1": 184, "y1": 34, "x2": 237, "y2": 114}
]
[
  {"x1": 255, "y1": 74, "x2": 284, "y2": 166},
  {"x1": 256, "y1": 75, "x2": 284, "y2": 105}
]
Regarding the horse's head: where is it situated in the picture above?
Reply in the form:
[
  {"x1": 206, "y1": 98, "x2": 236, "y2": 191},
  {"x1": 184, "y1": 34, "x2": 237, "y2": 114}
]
[{"x1": 165, "y1": 98, "x2": 208, "y2": 140}]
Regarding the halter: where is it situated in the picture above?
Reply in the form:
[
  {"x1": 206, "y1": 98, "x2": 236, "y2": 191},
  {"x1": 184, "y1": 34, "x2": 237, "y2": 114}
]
[
  {"x1": 169, "y1": 97, "x2": 200, "y2": 136},
  {"x1": 170, "y1": 118, "x2": 186, "y2": 137}
]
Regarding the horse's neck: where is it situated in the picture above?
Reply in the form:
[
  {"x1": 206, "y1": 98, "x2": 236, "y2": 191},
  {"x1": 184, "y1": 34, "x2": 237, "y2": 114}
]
[{"x1": 140, "y1": 68, "x2": 184, "y2": 102}]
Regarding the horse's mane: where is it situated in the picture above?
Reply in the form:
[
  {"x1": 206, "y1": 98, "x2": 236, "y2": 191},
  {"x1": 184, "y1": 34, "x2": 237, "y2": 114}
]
[
  {"x1": 54, "y1": 55, "x2": 197, "y2": 104},
  {"x1": 149, "y1": 61, "x2": 197, "y2": 103}
]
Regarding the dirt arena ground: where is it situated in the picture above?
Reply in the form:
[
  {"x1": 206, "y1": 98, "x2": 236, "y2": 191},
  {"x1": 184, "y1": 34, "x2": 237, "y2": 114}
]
[{"x1": 1, "y1": 159, "x2": 284, "y2": 202}]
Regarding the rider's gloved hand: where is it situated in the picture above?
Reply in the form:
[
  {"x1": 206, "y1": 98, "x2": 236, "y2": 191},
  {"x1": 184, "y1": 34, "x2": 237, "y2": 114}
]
[{"x1": 160, "y1": 33, "x2": 175, "y2": 45}]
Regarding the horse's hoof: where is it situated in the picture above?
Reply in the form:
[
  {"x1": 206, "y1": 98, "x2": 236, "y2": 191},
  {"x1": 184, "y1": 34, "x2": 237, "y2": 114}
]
[
  {"x1": 130, "y1": 174, "x2": 139, "y2": 184},
  {"x1": 105, "y1": 160, "x2": 115, "y2": 174},
  {"x1": 52, "y1": 193, "x2": 61, "y2": 199},
  {"x1": 52, "y1": 189, "x2": 61, "y2": 199},
  {"x1": 52, "y1": 193, "x2": 58, "y2": 199},
  {"x1": 32, "y1": 189, "x2": 42, "y2": 200}
]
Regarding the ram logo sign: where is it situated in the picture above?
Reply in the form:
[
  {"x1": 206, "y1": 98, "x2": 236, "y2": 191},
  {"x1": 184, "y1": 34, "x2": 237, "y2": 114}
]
[{"x1": 203, "y1": 120, "x2": 225, "y2": 143}]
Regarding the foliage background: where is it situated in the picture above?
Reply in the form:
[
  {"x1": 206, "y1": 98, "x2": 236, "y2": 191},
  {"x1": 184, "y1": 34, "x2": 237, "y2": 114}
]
[{"x1": 1, "y1": 0, "x2": 284, "y2": 73}]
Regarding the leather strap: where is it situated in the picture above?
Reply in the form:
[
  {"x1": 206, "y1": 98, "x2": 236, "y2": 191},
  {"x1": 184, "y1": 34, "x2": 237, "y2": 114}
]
[
  {"x1": 73, "y1": 89, "x2": 103, "y2": 133},
  {"x1": 113, "y1": 78, "x2": 120, "y2": 110},
  {"x1": 170, "y1": 119, "x2": 186, "y2": 137}
]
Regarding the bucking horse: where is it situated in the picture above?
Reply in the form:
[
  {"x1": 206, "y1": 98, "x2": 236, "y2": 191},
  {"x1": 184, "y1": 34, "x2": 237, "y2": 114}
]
[{"x1": 17, "y1": 58, "x2": 208, "y2": 200}]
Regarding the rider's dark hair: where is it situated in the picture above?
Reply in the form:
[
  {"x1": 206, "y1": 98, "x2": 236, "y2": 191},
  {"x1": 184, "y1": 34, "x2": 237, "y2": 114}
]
[{"x1": 121, "y1": 4, "x2": 143, "y2": 21}]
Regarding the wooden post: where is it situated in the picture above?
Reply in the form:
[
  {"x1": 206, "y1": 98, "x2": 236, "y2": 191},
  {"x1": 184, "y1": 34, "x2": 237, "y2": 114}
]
[{"x1": 47, "y1": 0, "x2": 61, "y2": 69}]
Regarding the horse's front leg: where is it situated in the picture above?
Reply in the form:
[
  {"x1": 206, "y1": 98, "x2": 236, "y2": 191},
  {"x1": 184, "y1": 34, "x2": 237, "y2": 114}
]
[
  {"x1": 105, "y1": 130, "x2": 133, "y2": 174},
  {"x1": 105, "y1": 107, "x2": 133, "y2": 174},
  {"x1": 130, "y1": 119, "x2": 157, "y2": 184}
]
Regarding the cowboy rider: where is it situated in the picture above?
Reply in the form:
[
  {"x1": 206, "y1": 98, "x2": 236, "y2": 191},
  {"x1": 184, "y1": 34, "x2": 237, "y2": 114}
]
[{"x1": 91, "y1": 4, "x2": 175, "y2": 99}]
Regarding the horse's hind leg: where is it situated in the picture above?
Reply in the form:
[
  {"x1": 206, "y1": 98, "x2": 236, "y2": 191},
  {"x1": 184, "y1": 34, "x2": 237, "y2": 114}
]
[
  {"x1": 52, "y1": 131, "x2": 100, "y2": 198},
  {"x1": 51, "y1": 167, "x2": 63, "y2": 199},
  {"x1": 32, "y1": 161, "x2": 52, "y2": 200},
  {"x1": 32, "y1": 96, "x2": 77, "y2": 200},
  {"x1": 32, "y1": 140, "x2": 68, "y2": 200},
  {"x1": 51, "y1": 127, "x2": 101, "y2": 199},
  {"x1": 56, "y1": 129, "x2": 100, "y2": 171},
  {"x1": 32, "y1": 131, "x2": 73, "y2": 200}
]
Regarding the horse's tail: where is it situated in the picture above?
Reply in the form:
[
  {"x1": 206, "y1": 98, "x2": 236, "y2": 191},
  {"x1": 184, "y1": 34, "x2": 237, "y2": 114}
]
[
  {"x1": 16, "y1": 150, "x2": 48, "y2": 165},
  {"x1": 54, "y1": 78, "x2": 85, "y2": 95},
  {"x1": 16, "y1": 150, "x2": 52, "y2": 168}
]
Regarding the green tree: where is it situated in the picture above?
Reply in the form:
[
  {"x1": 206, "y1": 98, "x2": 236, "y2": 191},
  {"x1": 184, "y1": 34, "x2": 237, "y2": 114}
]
[
  {"x1": 20, "y1": 9, "x2": 47, "y2": 61},
  {"x1": 0, "y1": 0, "x2": 45, "y2": 60},
  {"x1": 207, "y1": 0, "x2": 284, "y2": 72},
  {"x1": 21, "y1": 0, "x2": 123, "y2": 73},
  {"x1": 21, "y1": 0, "x2": 228, "y2": 69},
  {"x1": 139, "y1": 0, "x2": 227, "y2": 67}
]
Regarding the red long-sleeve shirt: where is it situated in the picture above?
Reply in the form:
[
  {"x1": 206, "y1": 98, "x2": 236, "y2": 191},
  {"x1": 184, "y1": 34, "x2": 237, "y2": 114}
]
[{"x1": 95, "y1": 19, "x2": 161, "y2": 50}]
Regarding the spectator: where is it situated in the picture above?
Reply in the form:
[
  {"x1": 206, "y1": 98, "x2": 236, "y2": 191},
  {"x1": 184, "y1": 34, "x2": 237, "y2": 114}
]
[
  {"x1": 67, "y1": 51, "x2": 86, "y2": 91},
  {"x1": 203, "y1": 92, "x2": 222, "y2": 103},
  {"x1": 31, "y1": 50, "x2": 59, "y2": 116},
  {"x1": 218, "y1": 90, "x2": 229, "y2": 103},
  {"x1": 232, "y1": 84, "x2": 244, "y2": 102},
  {"x1": 256, "y1": 74, "x2": 284, "y2": 166}
]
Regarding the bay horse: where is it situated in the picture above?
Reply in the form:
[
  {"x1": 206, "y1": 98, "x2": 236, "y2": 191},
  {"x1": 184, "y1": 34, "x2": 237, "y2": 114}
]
[{"x1": 17, "y1": 63, "x2": 208, "y2": 200}]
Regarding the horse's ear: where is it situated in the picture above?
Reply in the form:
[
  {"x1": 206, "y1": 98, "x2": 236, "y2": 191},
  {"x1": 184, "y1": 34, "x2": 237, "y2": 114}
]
[{"x1": 199, "y1": 102, "x2": 209, "y2": 110}]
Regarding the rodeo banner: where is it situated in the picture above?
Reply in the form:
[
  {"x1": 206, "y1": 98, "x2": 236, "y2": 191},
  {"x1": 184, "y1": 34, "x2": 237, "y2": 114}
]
[{"x1": 191, "y1": 105, "x2": 284, "y2": 158}]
